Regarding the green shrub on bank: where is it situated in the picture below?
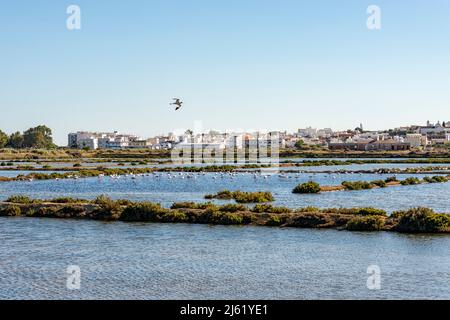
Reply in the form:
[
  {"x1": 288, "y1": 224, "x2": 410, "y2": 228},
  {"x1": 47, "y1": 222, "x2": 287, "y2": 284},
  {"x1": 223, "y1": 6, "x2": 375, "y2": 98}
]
[
  {"x1": 319, "y1": 207, "x2": 387, "y2": 216},
  {"x1": 400, "y1": 177, "x2": 421, "y2": 185},
  {"x1": 205, "y1": 190, "x2": 274, "y2": 203},
  {"x1": 120, "y1": 202, "x2": 168, "y2": 222},
  {"x1": 47, "y1": 197, "x2": 87, "y2": 204},
  {"x1": 92, "y1": 195, "x2": 112, "y2": 204},
  {"x1": 93, "y1": 195, "x2": 121, "y2": 209},
  {"x1": 393, "y1": 207, "x2": 449, "y2": 233},
  {"x1": 292, "y1": 181, "x2": 321, "y2": 194},
  {"x1": 265, "y1": 215, "x2": 284, "y2": 226},
  {"x1": 205, "y1": 190, "x2": 233, "y2": 200},
  {"x1": 115, "y1": 199, "x2": 133, "y2": 206},
  {"x1": 25, "y1": 208, "x2": 36, "y2": 217},
  {"x1": 57, "y1": 205, "x2": 86, "y2": 217},
  {"x1": 241, "y1": 213, "x2": 256, "y2": 224},
  {"x1": 194, "y1": 208, "x2": 222, "y2": 224},
  {"x1": 32, "y1": 206, "x2": 59, "y2": 218},
  {"x1": 218, "y1": 204, "x2": 247, "y2": 212},
  {"x1": 341, "y1": 181, "x2": 373, "y2": 190},
  {"x1": 251, "y1": 204, "x2": 291, "y2": 213},
  {"x1": 355, "y1": 207, "x2": 387, "y2": 216},
  {"x1": 346, "y1": 215, "x2": 385, "y2": 231},
  {"x1": 423, "y1": 176, "x2": 448, "y2": 183},
  {"x1": 296, "y1": 206, "x2": 320, "y2": 213},
  {"x1": 171, "y1": 202, "x2": 219, "y2": 210},
  {"x1": 219, "y1": 213, "x2": 244, "y2": 225},
  {"x1": 385, "y1": 176, "x2": 398, "y2": 183},
  {"x1": 192, "y1": 208, "x2": 246, "y2": 225},
  {"x1": 171, "y1": 201, "x2": 196, "y2": 209},
  {"x1": 91, "y1": 195, "x2": 123, "y2": 220},
  {"x1": 287, "y1": 212, "x2": 332, "y2": 228},
  {"x1": 0, "y1": 205, "x2": 22, "y2": 216},
  {"x1": 234, "y1": 191, "x2": 274, "y2": 203},
  {"x1": 5, "y1": 195, "x2": 38, "y2": 204},
  {"x1": 159, "y1": 211, "x2": 188, "y2": 223},
  {"x1": 2, "y1": 194, "x2": 448, "y2": 233},
  {"x1": 371, "y1": 180, "x2": 387, "y2": 188},
  {"x1": 195, "y1": 202, "x2": 219, "y2": 210}
]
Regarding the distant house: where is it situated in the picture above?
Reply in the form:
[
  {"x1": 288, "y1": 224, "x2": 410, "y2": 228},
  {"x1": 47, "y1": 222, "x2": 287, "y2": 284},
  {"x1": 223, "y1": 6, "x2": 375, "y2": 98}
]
[
  {"x1": 328, "y1": 142, "x2": 358, "y2": 151},
  {"x1": 366, "y1": 140, "x2": 411, "y2": 151},
  {"x1": 128, "y1": 139, "x2": 152, "y2": 149},
  {"x1": 329, "y1": 137, "x2": 411, "y2": 151},
  {"x1": 67, "y1": 131, "x2": 141, "y2": 149},
  {"x1": 77, "y1": 137, "x2": 98, "y2": 150},
  {"x1": 405, "y1": 134, "x2": 427, "y2": 148},
  {"x1": 418, "y1": 121, "x2": 449, "y2": 135}
]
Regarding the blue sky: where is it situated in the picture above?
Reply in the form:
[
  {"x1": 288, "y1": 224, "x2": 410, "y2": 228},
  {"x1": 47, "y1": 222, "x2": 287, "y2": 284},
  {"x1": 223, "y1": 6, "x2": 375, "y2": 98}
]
[{"x1": 1, "y1": 0, "x2": 450, "y2": 145}]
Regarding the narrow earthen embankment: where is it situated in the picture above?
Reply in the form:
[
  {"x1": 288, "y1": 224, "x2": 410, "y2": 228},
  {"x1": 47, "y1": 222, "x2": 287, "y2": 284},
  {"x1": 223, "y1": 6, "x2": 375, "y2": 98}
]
[{"x1": 1, "y1": 199, "x2": 449, "y2": 234}]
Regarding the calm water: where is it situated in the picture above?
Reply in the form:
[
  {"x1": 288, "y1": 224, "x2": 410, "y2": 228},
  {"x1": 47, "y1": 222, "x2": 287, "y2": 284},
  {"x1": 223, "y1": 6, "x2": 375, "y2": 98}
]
[
  {"x1": 1, "y1": 160, "x2": 449, "y2": 300},
  {"x1": 2, "y1": 158, "x2": 450, "y2": 176},
  {"x1": 1, "y1": 171, "x2": 449, "y2": 212},
  {"x1": 0, "y1": 217, "x2": 449, "y2": 300}
]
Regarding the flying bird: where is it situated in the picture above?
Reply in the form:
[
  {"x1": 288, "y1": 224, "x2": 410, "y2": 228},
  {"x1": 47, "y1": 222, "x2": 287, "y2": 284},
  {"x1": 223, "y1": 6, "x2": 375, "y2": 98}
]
[{"x1": 171, "y1": 98, "x2": 183, "y2": 110}]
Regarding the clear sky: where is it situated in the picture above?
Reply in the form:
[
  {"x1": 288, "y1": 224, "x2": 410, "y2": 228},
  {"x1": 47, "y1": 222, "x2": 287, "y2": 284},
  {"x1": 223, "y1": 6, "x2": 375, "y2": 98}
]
[{"x1": 1, "y1": 0, "x2": 450, "y2": 145}]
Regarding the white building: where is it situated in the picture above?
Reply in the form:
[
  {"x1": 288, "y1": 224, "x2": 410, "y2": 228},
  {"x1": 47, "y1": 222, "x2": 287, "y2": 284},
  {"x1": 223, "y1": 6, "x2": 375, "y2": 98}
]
[
  {"x1": 317, "y1": 128, "x2": 333, "y2": 138},
  {"x1": 297, "y1": 127, "x2": 318, "y2": 138},
  {"x1": 77, "y1": 137, "x2": 98, "y2": 150},
  {"x1": 418, "y1": 121, "x2": 449, "y2": 135},
  {"x1": 68, "y1": 132, "x2": 97, "y2": 148},
  {"x1": 68, "y1": 131, "x2": 141, "y2": 149},
  {"x1": 405, "y1": 134, "x2": 426, "y2": 148},
  {"x1": 352, "y1": 132, "x2": 381, "y2": 142}
]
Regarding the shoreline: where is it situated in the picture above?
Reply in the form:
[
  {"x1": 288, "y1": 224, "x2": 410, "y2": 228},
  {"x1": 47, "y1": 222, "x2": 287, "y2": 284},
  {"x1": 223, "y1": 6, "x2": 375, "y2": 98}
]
[
  {"x1": 1, "y1": 163, "x2": 450, "y2": 183},
  {"x1": 1, "y1": 198, "x2": 449, "y2": 234},
  {"x1": 1, "y1": 148, "x2": 450, "y2": 161},
  {"x1": 314, "y1": 175, "x2": 450, "y2": 193}
]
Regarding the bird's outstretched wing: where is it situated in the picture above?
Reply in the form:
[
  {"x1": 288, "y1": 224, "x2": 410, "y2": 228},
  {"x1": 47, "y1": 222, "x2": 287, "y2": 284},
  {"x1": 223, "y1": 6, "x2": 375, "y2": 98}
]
[{"x1": 170, "y1": 98, "x2": 183, "y2": 110}]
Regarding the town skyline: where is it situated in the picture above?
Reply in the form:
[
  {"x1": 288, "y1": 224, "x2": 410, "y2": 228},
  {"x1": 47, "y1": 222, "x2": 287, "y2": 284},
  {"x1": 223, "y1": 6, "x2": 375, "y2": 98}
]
[
  {"x1": 2, "y1": 119, "x2": 450, "y2": 147},
  {"x1": 66, "y1": 119, "x2": 450, "y2": 150}
]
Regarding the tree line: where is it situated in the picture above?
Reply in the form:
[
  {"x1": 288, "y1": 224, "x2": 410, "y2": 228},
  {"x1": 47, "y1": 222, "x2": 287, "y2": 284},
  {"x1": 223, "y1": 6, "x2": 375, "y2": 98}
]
[{"x1": 0, "y1": 125, "x2": 55, "y2": 149}]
